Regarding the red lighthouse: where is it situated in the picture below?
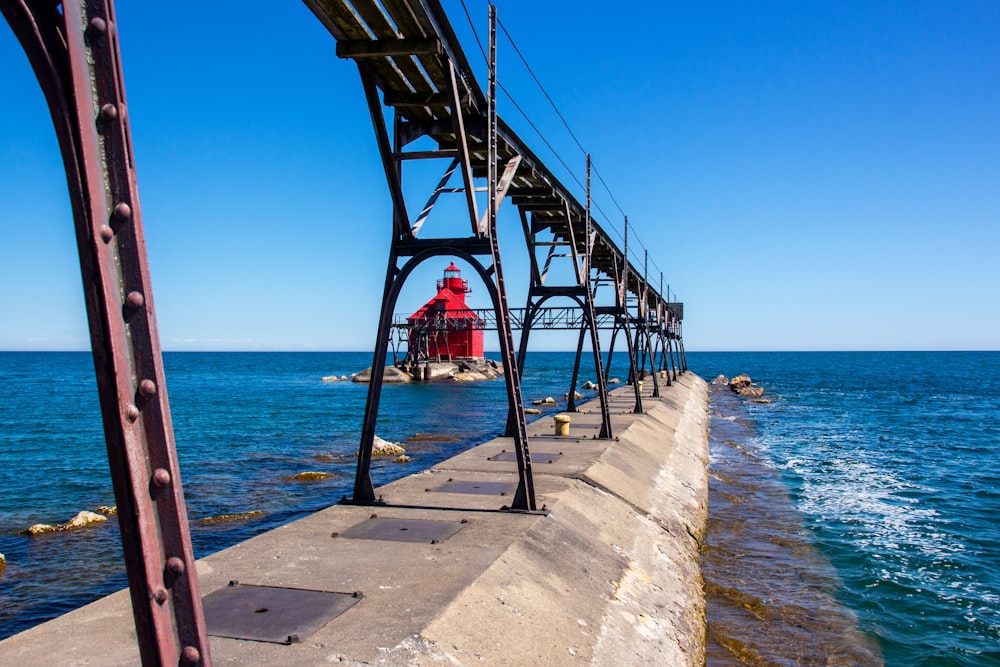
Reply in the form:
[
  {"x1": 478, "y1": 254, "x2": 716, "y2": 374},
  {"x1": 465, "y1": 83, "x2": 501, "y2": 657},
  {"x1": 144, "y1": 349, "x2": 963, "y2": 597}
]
[{"x1": 406, "y1": 262, "x2": 484, "y2": 360}]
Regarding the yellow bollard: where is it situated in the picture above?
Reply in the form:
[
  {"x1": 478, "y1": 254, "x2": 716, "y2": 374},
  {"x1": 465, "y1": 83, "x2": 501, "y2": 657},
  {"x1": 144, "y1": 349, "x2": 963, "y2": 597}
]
[{"x1": 554, "y1": 414, "x2": 571, "y2": 436}]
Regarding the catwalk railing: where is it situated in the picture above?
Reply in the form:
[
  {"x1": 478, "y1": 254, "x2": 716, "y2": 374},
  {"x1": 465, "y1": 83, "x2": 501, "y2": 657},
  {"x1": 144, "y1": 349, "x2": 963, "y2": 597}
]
[
  {"x1": 393, "y1": 305, "x2": 685, "y2": 334},
  {"x1": 2, "y1": 0, "x2": 687, "y2": 664}
]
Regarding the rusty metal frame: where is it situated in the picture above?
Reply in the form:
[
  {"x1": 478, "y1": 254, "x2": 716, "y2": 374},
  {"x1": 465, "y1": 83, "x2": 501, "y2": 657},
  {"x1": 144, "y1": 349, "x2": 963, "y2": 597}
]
[{"x1": 1, "y1": 1, "x2": 210, "y2": 664}]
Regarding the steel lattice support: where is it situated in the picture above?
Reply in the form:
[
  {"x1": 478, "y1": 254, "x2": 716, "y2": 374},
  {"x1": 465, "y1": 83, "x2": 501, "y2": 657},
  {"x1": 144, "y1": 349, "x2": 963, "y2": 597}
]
[
  {"x1": 638, "y1": 250, "x2": 661, "y2": 398},
  {"x1": 342, "y1": 7, "x2": 536, "y2": 511},
  {"x1": 507, "y1": 155, "x2": 612, "y2": 439},
  {"x1": 1, "y1": 1, "x2": 210, "y2": 664},
  {"x1": 618, "y1": 220, "x2": 644, "y2": 413}
]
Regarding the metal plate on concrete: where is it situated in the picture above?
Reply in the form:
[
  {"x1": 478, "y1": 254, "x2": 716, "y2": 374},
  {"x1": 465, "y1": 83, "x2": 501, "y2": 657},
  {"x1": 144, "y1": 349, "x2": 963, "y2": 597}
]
[
  {"x1": 336, "y1": 517, "x2": 465, "y2": 543},
  {"x1": 203, "y1": 583, "x2": 360, "y2": 644},
  {"x1": 490, "y1": 450, "x2": 562, "y2": 464},
  {"x1": 432, "y1": 480, "x2": 516, "y2": 495}
]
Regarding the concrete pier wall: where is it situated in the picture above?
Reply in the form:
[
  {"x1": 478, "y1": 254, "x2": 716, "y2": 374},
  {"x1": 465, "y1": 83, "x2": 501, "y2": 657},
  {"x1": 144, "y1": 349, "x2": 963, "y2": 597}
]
[{"x1": 0, "y1": 374, "x2": 709, "y2": 666}]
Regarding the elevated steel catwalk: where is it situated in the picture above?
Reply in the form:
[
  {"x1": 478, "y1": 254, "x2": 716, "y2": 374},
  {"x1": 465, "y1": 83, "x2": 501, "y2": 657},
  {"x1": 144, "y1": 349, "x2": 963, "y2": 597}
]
[
  {"x1": 4, "y1": 0, "x2": 688, "y2": 663},
  {"x1": 304, "y1": 0, "x2": 672, "y2": 317}
]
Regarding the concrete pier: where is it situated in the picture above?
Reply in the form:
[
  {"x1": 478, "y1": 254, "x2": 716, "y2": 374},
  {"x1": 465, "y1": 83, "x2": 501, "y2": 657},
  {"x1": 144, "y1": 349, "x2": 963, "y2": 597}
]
[{"x1": 0, "y1": 374, "x2": 709, "y2": 665}]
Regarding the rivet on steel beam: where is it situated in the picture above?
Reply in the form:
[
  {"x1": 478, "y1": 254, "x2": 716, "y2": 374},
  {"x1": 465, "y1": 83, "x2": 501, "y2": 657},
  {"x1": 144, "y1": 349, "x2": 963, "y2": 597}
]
[
  {"x1": 98, "y1": 225, "x2": 114, "y2": 243},
  {"x1": 125, "y1": 291, "x2": 144, "y2": 310},
  {"x1": 151, "y1": 468, "x2": 171, "y2": 489},
  {"x1": 113, "y1": 202, "x2": 132, "y2": 222},
  {"x1": 153, "y1": 588, "x2": 168, "y2": 605},
  {"x1": 180, "y1": 646, "x2": 201, "y2": 665},
  {"x1": 165, "y1": 557, "x2": 185, "y2": 575},
  {"x1": 100, "y1": 104, "x2": 118, "y2": 122},
  {"x1": 87, "y1": 17, "x2": 107, "y2": 36},
  {"x1": 125, "y1": 404, "x2": 140, "y2": 422},
  {"x1": 138, "y1": 379, "x2": 157, "y2": 397}
]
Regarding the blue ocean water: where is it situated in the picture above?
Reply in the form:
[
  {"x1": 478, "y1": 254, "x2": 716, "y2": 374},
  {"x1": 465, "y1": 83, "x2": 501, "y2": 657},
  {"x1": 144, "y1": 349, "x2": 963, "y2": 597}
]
[
  {"x1": 689, "y1": 351, "x2": 1000, "y2": 666},
  {"x1": 1, "y1": 351, "x2": 998, "y2": 666},
  {"x1": 0, "y1": 350, "x2": 603, "y2": 639}
]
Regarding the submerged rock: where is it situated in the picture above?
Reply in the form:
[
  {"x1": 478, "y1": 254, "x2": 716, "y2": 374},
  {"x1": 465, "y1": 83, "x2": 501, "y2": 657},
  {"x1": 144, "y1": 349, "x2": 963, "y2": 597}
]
[
  {"x1": 563, "y1": 391, "x2": 583, "y2": 401},
  {"x1": 582, "y1": 380, "x2": 598, "y2": 390},
  {"x1": 524, "y1": 408, "x2": 543, "y2": 415},
  {"x1": 392, "y1": 455, "x2": 411, "y2": 464},
  {"x1": 64, "y1": 511, "x2": 107, "y2": 529},
  {"x1": 283, "y1": 471, "x2": 331, "y2": 481},
  {"x1": 368, "y1": 435, "x2": 406, "y2": 458},
  {"x1": 312, "y1": 452, "x2": 346, "y2": 462},
  {"x1": 728, "y1": 373, "x2": 764, "y2": 398},
  {"x1": 728, "y1": 373, "x2": 765, "y2": 397},
  {"x1": 409, "y1": 362, "x2": 459, "y2": 381},
  {"x1": 608, "y1": 378, "x2": 621, "y2": 385},
  {"x1": 353, "y1": 366, "x2": 412, "y2": 384},
  {"x1": 94, "y1": 505, "x2": 117, "y2": 516},
  {"x1": 457, "y1": 358, "x2": 502, "y2": 378},
  {"x1": 202, "y1": 510, "x2": 265, "y2": 524},
  {"x1": 453, "y1": 371, "x2": 490, "y2": 382},
  {"x1": 532, "y1": 397, "x2": 557, "y2": 406},
  {"x1": 21, "y1": 510, "x2": 108, "y2": 536},
  {"x1": 728, "y1": 374, "x2": 752, "y2": 390},
  {"x1": 406, "y1": 433, "x2": 460, "y2": 443},
  {"x1": 0, "y1": 552, "x2": 5, "y2": 572},
  {"x1": 712, "y1": 374, "x2": 729, "y2": 385}
]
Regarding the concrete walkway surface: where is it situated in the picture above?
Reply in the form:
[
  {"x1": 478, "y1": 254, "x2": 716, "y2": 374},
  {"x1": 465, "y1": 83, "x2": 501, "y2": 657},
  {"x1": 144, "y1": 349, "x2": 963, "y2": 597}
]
[{"x1": 0, "y1": 374, "x2": 709, "y2": 666}]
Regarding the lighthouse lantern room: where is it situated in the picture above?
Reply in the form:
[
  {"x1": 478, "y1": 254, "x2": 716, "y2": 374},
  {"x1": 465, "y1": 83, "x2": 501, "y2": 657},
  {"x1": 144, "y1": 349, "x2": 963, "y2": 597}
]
[{"x1": 406, "y1": 262, "x2": 484, "y2": 361}]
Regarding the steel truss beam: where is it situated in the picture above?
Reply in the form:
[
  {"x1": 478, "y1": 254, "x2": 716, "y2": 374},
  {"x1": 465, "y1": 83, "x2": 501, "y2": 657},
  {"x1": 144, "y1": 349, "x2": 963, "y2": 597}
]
[{"x1": 1, "y1": 1, "x2": 210, "y2": 664}]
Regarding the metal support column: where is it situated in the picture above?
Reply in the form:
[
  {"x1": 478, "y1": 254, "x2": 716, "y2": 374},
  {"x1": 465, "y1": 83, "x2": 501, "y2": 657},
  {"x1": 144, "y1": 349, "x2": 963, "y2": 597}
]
[
  {"x1": 506, "y1": 158, "x2": 612, "y2": 438},
  {"x1": 1, "y1": 1, "x2": 210, "y2": 663},
  {"x1": 641, "y1": 250, "x2": 660, "y2": 398},
  {"x1": 620, "y1": 219, "x2": 643, "y2": 413}
]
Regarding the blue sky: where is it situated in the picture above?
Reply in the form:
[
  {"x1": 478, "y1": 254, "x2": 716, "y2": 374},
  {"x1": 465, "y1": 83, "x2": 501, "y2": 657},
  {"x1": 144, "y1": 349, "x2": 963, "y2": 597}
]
[{"x1": 1, "y1": 1, "x2": 998, "y2": 352}]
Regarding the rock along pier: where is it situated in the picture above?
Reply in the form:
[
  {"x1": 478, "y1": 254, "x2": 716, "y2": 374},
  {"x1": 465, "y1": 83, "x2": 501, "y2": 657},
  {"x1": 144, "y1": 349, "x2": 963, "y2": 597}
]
[{"x1": 0, "y1": 376, "x2": 709, "y2": 665}]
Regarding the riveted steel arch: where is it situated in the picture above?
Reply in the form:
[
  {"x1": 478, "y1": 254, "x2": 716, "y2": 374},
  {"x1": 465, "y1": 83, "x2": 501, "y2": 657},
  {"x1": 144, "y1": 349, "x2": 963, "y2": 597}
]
[
  {"x1": 1, "y1": 1, "x2": 209, "y2": 663},
  {"x1": 352, "y1": 244, "x2": 536, "y2": 511}
]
